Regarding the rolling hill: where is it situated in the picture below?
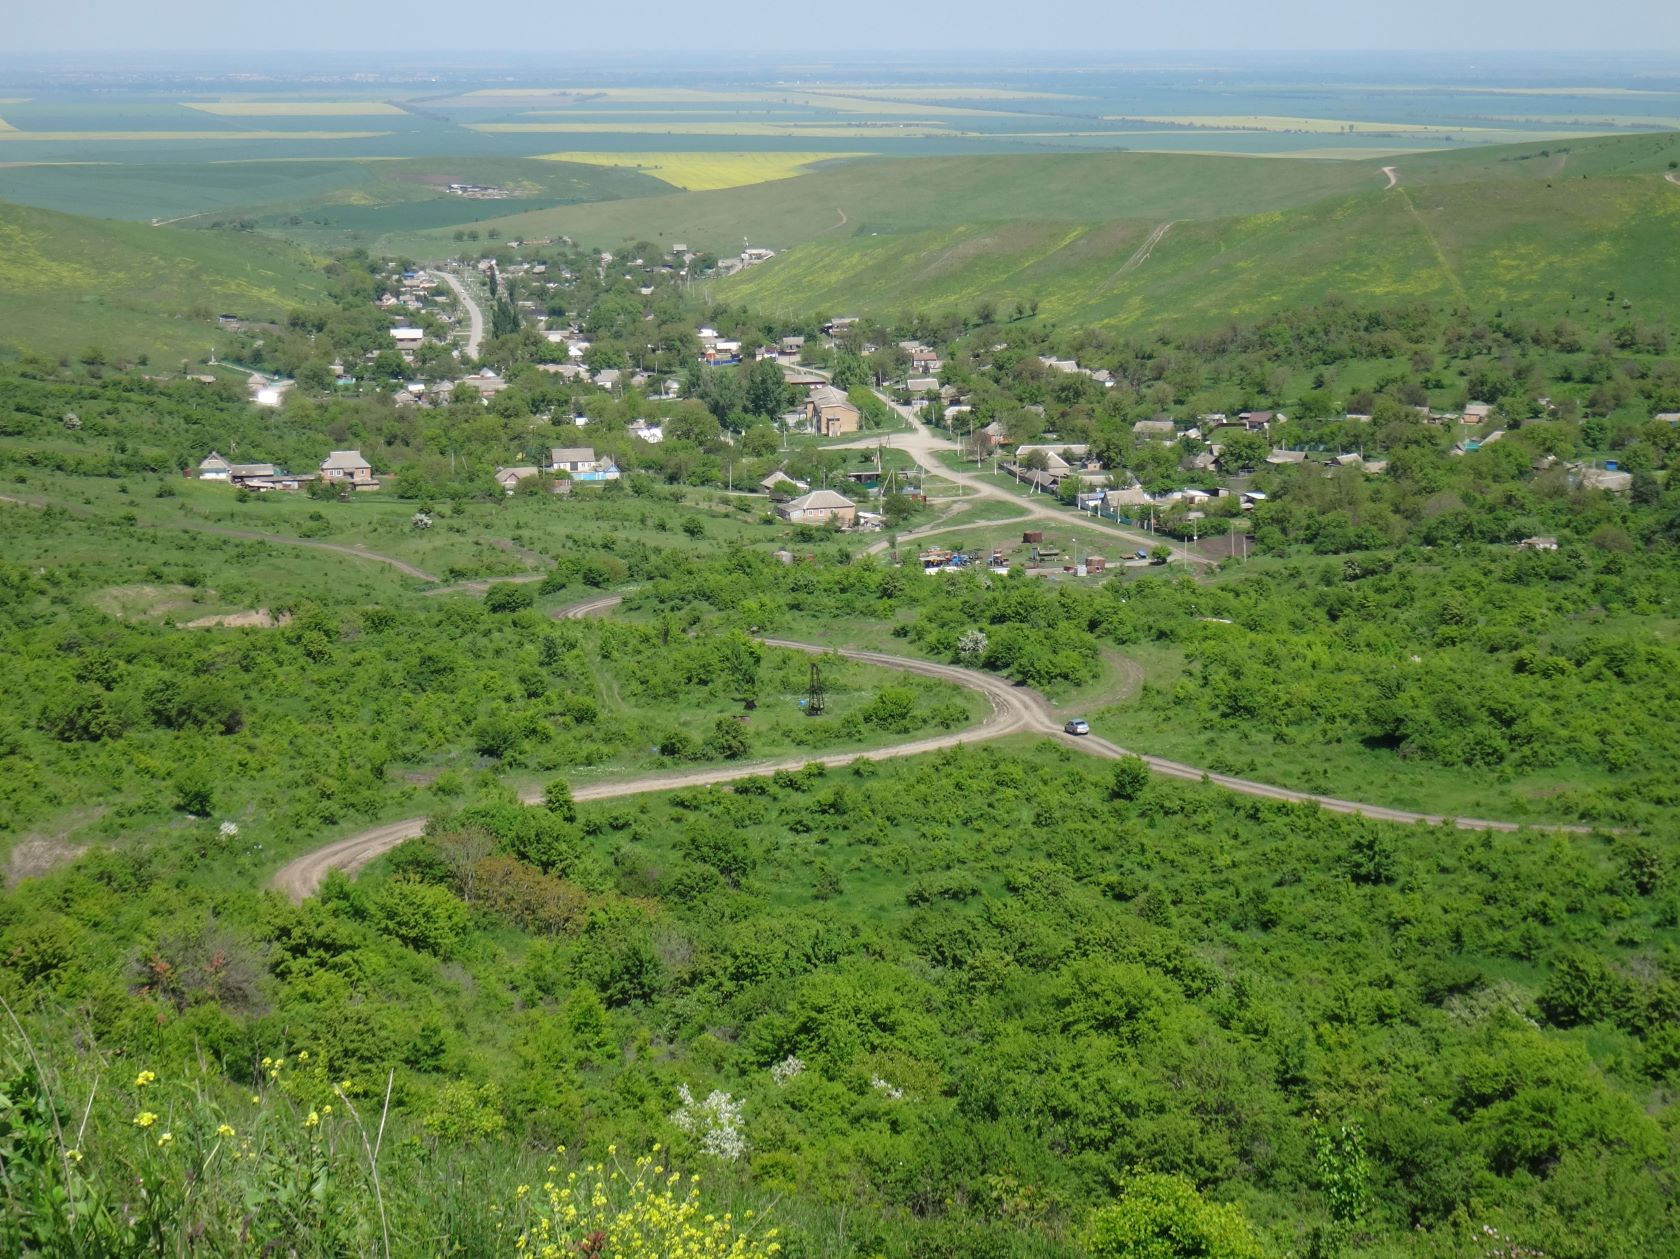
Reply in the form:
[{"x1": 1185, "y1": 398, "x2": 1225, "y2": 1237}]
[
  {"x1": 0, "y1": 200, "x2": 329, "y2": 360},
  {"x1": 434, "y1": 132, "x2": 1680, "y2": 333}
]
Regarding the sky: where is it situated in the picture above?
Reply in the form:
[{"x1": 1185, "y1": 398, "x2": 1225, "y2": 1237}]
[{"x1": 8, "y1": 1, "x2": 1680, "y2": 55}]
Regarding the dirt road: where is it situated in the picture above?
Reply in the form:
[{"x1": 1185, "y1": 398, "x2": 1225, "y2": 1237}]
[
  {"x1": 269, "y1": 595, "x2": 1591, "y2": 900},
  {"x1": 1381, "y1": 166, "x2": 1399, "y2": 189},
  {"x1": 844, "y1": 394, "x2": 1209, "y2": 565},
  {"x1": 436, "y1": 270, "x2": 486, "y2": 359},
  {"x1": 1115, "y1": 220, "x2": 1177, "y2": 277},
  {"x1": 1667, "y1": 171, "x2": 1680, "y2": 189}
]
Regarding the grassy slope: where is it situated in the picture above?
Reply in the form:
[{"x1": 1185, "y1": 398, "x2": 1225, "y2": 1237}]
[
  {"x1": 723, "y1": 134, "x2": 1680, "y2": 328},
  {"x1": 0, "y1": 200, "x2": 328, "y2": 359},
  {"x1": 414, "y1": 151, "x2": 1390, "y2": 256}
]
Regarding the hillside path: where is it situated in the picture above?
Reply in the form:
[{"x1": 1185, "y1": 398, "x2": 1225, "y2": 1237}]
[
  {"x1": 835, "y1": 394, "x2": 1210, "y2": 565},
  {"x1": 1116, "y1": 219, "x2": 1177, "y2": 277},
  {"x1": 269, "y1": 594, "x2": 1595, "y2": 900},
  {"x1": 1666, "y1": 172, "x2": 1680, "y2": 189},
  {"x1": 436, "y1": 270, "x2": 485, "y2": 358},
  {"x1": 1381, "y1": 165, "x2": 1399, "y2": 189},
  {"x1": 0, "y1": 494, "x2": 440, "y2": 582}
]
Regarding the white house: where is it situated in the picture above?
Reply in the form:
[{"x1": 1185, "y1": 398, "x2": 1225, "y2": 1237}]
[{"x1": 198, "y1": 451, "x2": 232, "y2": 481}]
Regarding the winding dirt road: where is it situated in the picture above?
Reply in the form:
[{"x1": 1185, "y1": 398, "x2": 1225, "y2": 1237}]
[
  {"x1": 269, "y1": 594, "x2": 1593, "y2": 900},
  {"x1": 1381, "y1": 165, "x2": 1399, "y2": 189}
]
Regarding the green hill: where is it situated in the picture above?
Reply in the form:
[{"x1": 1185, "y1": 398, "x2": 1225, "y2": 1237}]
[
  {"x1": 727, "y1": 168, "x2": 1680, "y2": 329},
  {"x1": 436, "y1": 133, "x2": 1680, "y2": 332},
  {"x1": 413, "y1": 150, "x2": 1393, "y2": 258},
  {"x1": 0, "y1": 200, "x2": 328, "y2": 361}
]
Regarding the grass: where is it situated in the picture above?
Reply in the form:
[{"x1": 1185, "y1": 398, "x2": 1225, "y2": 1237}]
[
  {"x1": 181, "y1": 100, "x2": 408, "y2": 117},
  {"x1": 435, "y1": 150, "x2": 1386, "y2": 257},
  {"x1": 535, "y1": 151, "x2": 868, "y2": 191},
  {"x1": 1091, "y1": 640, "x2": 1628, "y2": 828},
  {"x1": 0, "y1": 200, "x2": 327, "y2": 359},
  {"x1": 724, "y1": 144, "x2": 1680, "y2": 331}
]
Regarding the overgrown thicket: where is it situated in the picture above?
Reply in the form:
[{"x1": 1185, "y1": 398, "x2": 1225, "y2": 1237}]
[
  {"x1": 1, "y1": 745, "x2": 1673, "y2": 1256},
  {"x1": 0, "y1": 537, "x2": 965, "y2": 848}
]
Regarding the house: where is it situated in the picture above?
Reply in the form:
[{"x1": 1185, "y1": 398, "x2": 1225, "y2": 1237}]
[
  {"x1": 776, "y1": 489, "x2": 857, "y2": 527},
  {"x1": 783, "y1": 371, "x2": 828, "y2": 390},
  {"x1": 453, "y1": 369, "x2": 507, "y2": 398},
  {"x1": 1463, "y1": 402, "x2": 1493, "y2": 424},
  {"x1": 494, "y1": 466, "x2": 541, "y2": 494},
  {"x1": 550, "y1": 447, "x2": 600, "y2": 474},
  {"x1": 1266, "y1": 449, "x2": 1308, "y2": 465},
  {"x1": 321, "y1": 450, "x2": 377, "y2": 489},
  {"x1": 1655, "y1": 412, "x2": 1680, "y2": 424},
  {"x1": 761, "y1": 469, "x2": 808, "y2": 499},
  {"x1": 910, "y1": 349, "x2": 942, "y2": 373},
  {"x1": 806, "y1": 385, "x2": 861, "y2": 437},
  {"x1": 629, "y1": 420, "x2": 664, "y2": 444},
  {"x1": 1132, "y1": 419, "x2": 1177, "y2": 440},
  {"x1": 779, "y1": 335, "x2": 805, "y2": 356},
  {"x1": 1237, "y1": 411, "x2": 1284, "y2": 431},
  {"x1": 594, "y1": 369, "x2": 622, "y2": 390},
  {"x1": 905, "y1": 376, "x2": 940, "y2": 394},
  {"x1": 1577, "y1": 466, "x2": 1633, "y2": 493},
  {"x1": 390, "y1": 327, "x2": 425, "y2": 356},
  {"x1": 1518, "y1": 536, "x2": 1560, "y2": 551},
  {"x1": 979, "y1": 420, "x2": 1010, "y2": 448},
  {"x1": 549, "y1": 447, "x2": 620, "y2": 481},
  {"x1": 197, "y1": 451, "x2": 232, "y2": 481},
  {"x1": 823, "y1": 317, "x2": 858, "y2": 334},
  {"x1": 1103, "y1": 483, "x2": 1156, "y2": 511},
  {"x1": 228, "y1": 462, "x2": 277, "y2": 487}
]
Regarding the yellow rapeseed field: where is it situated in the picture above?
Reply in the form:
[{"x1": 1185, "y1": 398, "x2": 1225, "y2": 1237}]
[
  {"x1": 182, "y1": 100, "x2": 407, "y2": 116},
  {"x1": 537, "y1": 151, "x2": 867, "y2": 191}
]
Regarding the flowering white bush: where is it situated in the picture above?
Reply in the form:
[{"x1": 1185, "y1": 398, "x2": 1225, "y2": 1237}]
[
  {"x1": 669, "y1": 1084, "x2": 747, "y2": 1161},
  {"x1": 957, "y1": 629, "x2": 988, "y2": 662},
  {"x1": 218, "y1": 821, "x2": 239, "y2": 839},
  {"x1": 870, "y1": 1076, "x2": 904, "y2": 1100},
  {"x1": 769, "y1": 1055, "x2": 805, "y2": 1086}
]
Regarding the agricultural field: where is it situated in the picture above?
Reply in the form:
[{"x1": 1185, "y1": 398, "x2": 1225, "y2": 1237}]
[{"x1": 535, "y1": 152, "x2": 867, "y2": 191}]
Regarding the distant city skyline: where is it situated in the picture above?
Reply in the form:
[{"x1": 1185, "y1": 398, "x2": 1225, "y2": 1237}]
[{"x1": 9, "y1": 1, "x2": 1680, "y2": 55}]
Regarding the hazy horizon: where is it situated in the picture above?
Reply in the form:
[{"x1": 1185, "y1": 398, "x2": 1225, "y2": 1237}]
[{"x1": 8, "y1": 1, "x2": 1680, "y2": 57}]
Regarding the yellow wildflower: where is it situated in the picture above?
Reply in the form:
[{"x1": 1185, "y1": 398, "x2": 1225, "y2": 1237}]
[
  {"x1": 134, "y1": 1070, "x2": 156, "y2": 1089},
  {"x1": 305, "y1": 1110, "x2": 320, "y2": 1128},
  {"x1": 250, "y1": 1095, "x2": 260, "y2": 1105},
  {"x1": 66, "y1": 1149, "x2": 83, "y2": 1163},
  {"x1": 134, "y1": 1111, "x2": 158, "y2": 1128},
  {"x1": 297, "y1": 1050, "x2": 309, "y2": 1062},
  {"x1": 157, "y1": 1132, "x2": 173, "y2": 1148},
  {"x1": 216, "y1": 1123, "x2": 235, "y2": 1138},
  {"x1": 338, "y1": 1079, "x2": 353, "y2": 1093}
]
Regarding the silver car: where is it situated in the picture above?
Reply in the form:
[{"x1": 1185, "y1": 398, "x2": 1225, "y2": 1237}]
[{"x1": 1064, "y1": 718, "x2": 1090, "y2": 736}]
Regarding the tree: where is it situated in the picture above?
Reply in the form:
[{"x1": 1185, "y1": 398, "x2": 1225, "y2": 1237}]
[
  {"x1": 543, "y1": 779, "x2": 576, "y2": 822},
  {"x1": 745, "y1": 359, "x2": 790, "y2": 418},
  {"x1": 1217, "y1": 430, "x2": 1269, "y2": 474},
  {"x1": 1110, "y1": 756, "x2": 1151, "y2": 801}
]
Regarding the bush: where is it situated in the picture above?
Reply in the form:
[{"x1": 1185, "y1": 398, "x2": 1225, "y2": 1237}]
[
  {"x1": 1085, "y1": 1172, "x2": 1266, "y2": 1259},
  {"x1": 368, "y1": 880, "x2": 469, "y2": 957},
  {"x1": 484, "y1": 582, "x2": 535, "y2": 613}
]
